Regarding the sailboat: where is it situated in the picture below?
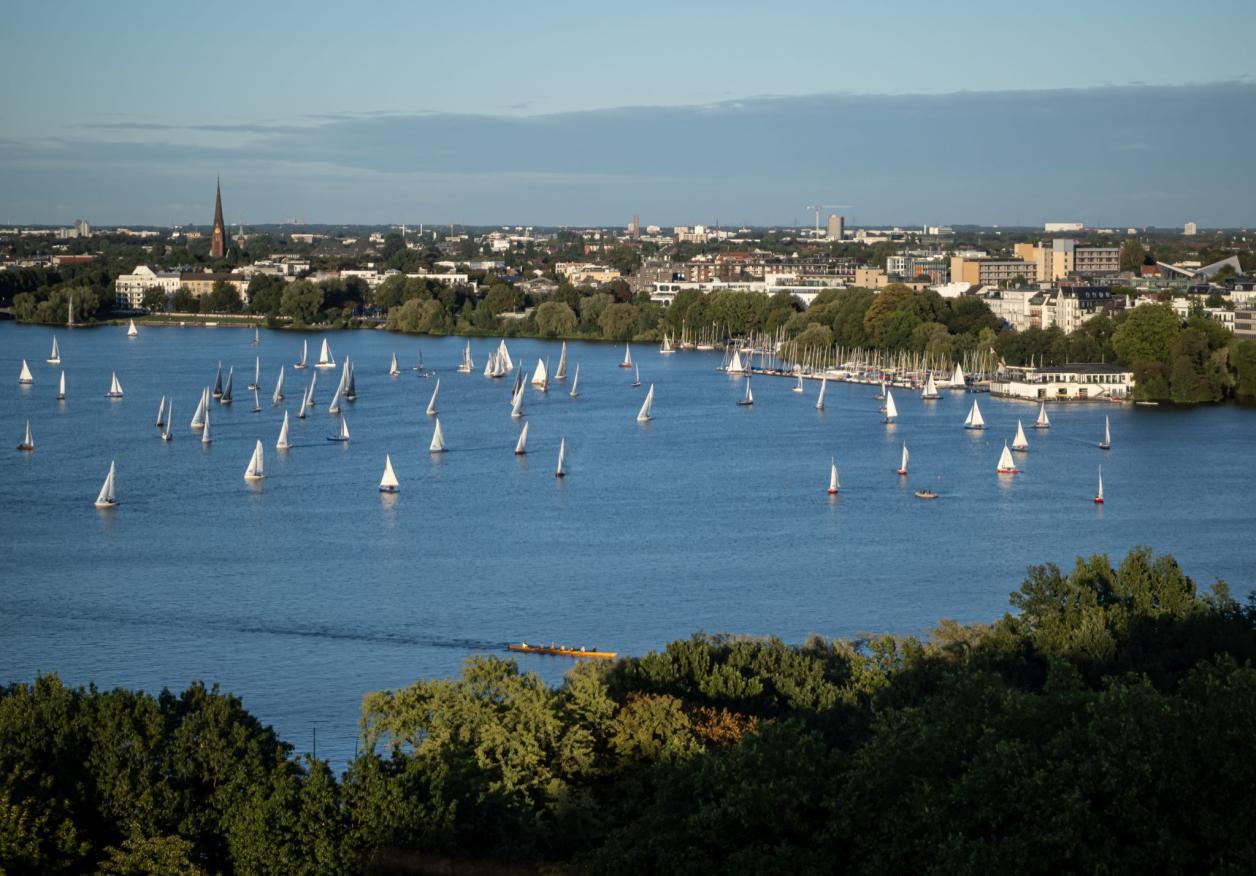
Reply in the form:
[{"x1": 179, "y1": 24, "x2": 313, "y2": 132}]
[
  {"x1": 253, "y1": 326, "x2": 260, "y2": 346},
  {"x1": 328, "y1": 386, "x2": 342, "y2": 415},
  {"x1": 247, "y1": 357, "x2": 260, "y2": 390},
  {"x1": 294, "y1": 339, "x2": 308, "y2": 369},
  {"x1": 413, "y1": 349, "x2": 432, "y2": 377},
  {"x1": 555, "y1": 437, "x2": 566, "y2": 478},
  {"x1": 389, "y1": 353, "x2": 400, "y2": 377},
  {"x1": 18, "y1": 359, "x2": 33, "y2": 384},
  {"x1": 429, "y1": 417, "x2": 446, "y2": 453},
  {"x1": 1011, "y1": 420, "x2": 1029, "y2": 452},
  {"x1": 1033, "y1": 402, "x2": 1050, "y2": 429},
  {"x1": 161, "y1": 402, "x2": 173, "y2": 442},
  {"x1": 619, "y1": 343, "x2": 634, "y2": 369},
  {"x1": 792, "y1": 373, "x2": 804, "y2": 394},
  {"x1": 315, "y1": 337, "x2": 336, "y2": 369},
  {"x1": 950, "y1": 363, "x2": 965, "y2": 389},
  {"x1": 251, "y1": 387, "x2": 261, "y2": 412},
  {"x1": 276, "y1": 411, "x2": 291, "y2": 450},
  {"x1": 16, "y1": 419, "x2": 34, "y2": 451},
  {"x1": 569, "y1": 364, "x2": 580, "y2": 398},
  {"x1": 191, "y1": 387, "x2": 208, "y2": 428},
  {"x1": 212, "y1": 363, "x2": 223, "y2": 398},
  {"x1": 921, "y1": 373, "x2": 940, "y2": 400},
  {"x1": 379, "y1": 455, "x2": 400, "y2": 493},
  {"x1": 306, "y1": 372, "x2": 318, "y2": 407},
  {"x1": 816, "y1": 377, "x2": 827, "y2": 411},
  {"x1": 458, "y1": 341, "x2": 474, "y2": 374},
  {"x1": 514, "y1": 420, "x2": 529, "y2": 455},
  {"x1": 898, "y1": 443, "x2": 909, "y2": 476},
  {"x1": 510, "y1": 385, "x2": 525, "y2": 419},
  {"x1": 328, "y1": 415, "x2": 350, "y2": 442},
  {"x1": 346, "y1": 360, "x2": 357, "y2": 400},
  {"x1": 94, "y1": 461, "x2": 118, "y2": 508},
  {"x1": 243, "y1": 440, "x2": 265, "y2": 481},
  {"x1": 637, "y1": 384, "x2": 654, "y2": 422},
  {"x1": 426, "y1": 379, "x2": 440, "y2": 416},
  {"x1": 1094, "y1": 466, "x2": 1104, "y2": 504},
  {"x1": 47, "y1": 336, "x2": 61, "y2": 364},
  {"x1": 736, "y1": 376, "x2": 754, "y2": 406},
  {"x1": 631, "y1": 364, "x2": 641, "y2": 388},
  {"x1": 531, "y1": 357, "x2": 548, "y2": 388},
  {"x1": 105, "y1": 371, "x2": 124, "y2": 398},
  {"x1": 156, "y1": 396, "x2": 166, "y2": 427},
  {"x1": 201, "y1": 408, "x2": 212, "y2": 444},
  {"x1": 338, "y1": 358, "x2": 353, "y2": 400},
  {"x1": 996, "y1": 442, "x2": 1019, "y2": 474},
  {"x1": 272, "y1": 368, "x2": 285, "y2": 405},
  {"x1": 56, "y1": 370, "x2": 66, "y2": 401},
  {"x1": 725, "y1": 349, "x2": 746, "y2": 374},
  {"x1": 555, "y1": 342, "x2": 568, "y2": 379},
  {"x1": 963, "y1": 399, "x2": 985, "y2": 430},
  {"x1": 498, "y1": 338, "x2": 514, "y2": 372},
  {"x1": 127, "y1": 319, "x2": 138, "y2": 338},
  {"x1": 876, "y1": 380, "x2": 886, "y2": 401},
  {"x1": 219, "y1": 367, "x2": 234, "y2": 405},
  {"x1": 884, "y1": 389, "x2": 898, "y2": 423},
  {"x1": 827, "y1": 458, "x2": 840, "y2": 495},
  {"x1": 660, "y1": 334, "x2": 675, "y2": 355},
  {"x1": 1099, "y1": 416, "x2": 1111, "y2": 450},
  {"x1": 483, "y1": 352, "x2": 496, "y2": 378}
]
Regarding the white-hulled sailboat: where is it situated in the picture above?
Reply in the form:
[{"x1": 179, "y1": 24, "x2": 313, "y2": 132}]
[
  {"x1": 47, "y1": 336, "x2": 61, "y2": 364},
  {"x1": 243, "y1": 440, "x2": 265, "y2": 481},
  {"x1": 156, "y1": 396, "x2": 166, "y2": 427},
  {"x1": 251, "y1": 387, "x2": 261, "y2": 412},
  {"x1": 18, "y1": 359, "x2": 33, "y2": 384},
  {"x1": 637, "y1": 384, "x2": 654, "y2": 422},
  {"x1": 816, "y1": 377, "x2": 827, "y2": 411},
  {"x1": 219, "y1": 367, "x2": 234, "y2": 405},
  {"x1": 555, "y1": 342, "x2": 568, "y2": 379},
  {"x1": 248, "y1": 356, "x2": 260, "y2": 391},
  {"x1": 921, "y1": 373, "x2": 940, "y2": 400},
  {"x1": 996, "y1": 442, "x2": 1019, "y2": 474},
  {"x1": 296, "y1": 382, "x2": 308, "y2": 419},
  {"x1": 212, "y1": 363, "x2": 223, "y2": 398},
  {"x1": 1099, "y1": 415, "x2": 1111, "y2": 450},
  {"x1": 1033, "y1": 402, "x2": 1050, "y2": 429},
  {"x1": 569, "y1": 364, "x2": 580, "y2": 398},
  {"x1": 736, "y1": 376, "x2": 754, "y2": 406},
  {"x1": 631, "y1": 363, "x2": 641, "y2": 388},
  {"x1": 498, "y1": 338, "x2": 514, "y2": 372},
  {"x1": 514, "y1": 420, "x2": 529, "y2": 455},
  {"x1": 346, "y1": 359, "x2": 357, "y2": 400},
  {"x1": 828, "y1": 458, "x2": 840, "y2": 495},
  {"x1": 898, "y1": 443, "x2": 909, "y2": 476},
  {"x1": 127, "y1": 319, "x2": 138, "y2": 338},
  {"x1": 272, "y1": 367, "x2": 285, "y2": 405},
  {"x1": 950, "y1": 363, "x2": 965, "y2": 389},
  {"x1": 1094, "y1": 466, "x2": 1104, "y2": 504},
  {"x1": 1011, "y1": 419, "x2": 1029, "y2": 452},
  {"x1": 328, "y1": 386, "x2": 342, "y2": 415},
  {"x1": 94, "y1": 461, "x2": 118, "y2": 508},
  {"x1": 201, "y1": 407, "x2": 212, "y2": 444},
  {"x1": 725, "y1": 349, "x2": 747, "y2": 375},
  {"x1": 793, "y1": 373, "x2": 804, "y2": 393},
  {"x1": 57, "y1": 370, "x2": 66, "y2": 401},
  {"x1": 328, "y1": 415, "x2": 350, "y2": 442},
  {"x1": 555, "y1": 437, "x2": 566, "y2": 478},
  {"x1": 458, "y1": 341, "x2": 474, "y2": 374},
  {"x1": 379, "y1": 454, "x2": 400, "y2": 493},
  {"x1": 389, "y1": 353, "x2": 400, "y2": 377},
  {"x1": 276, "y1": 411, "x2": 291, "y2": 450},
  {"x1": 315, "y1": 337, "x2": 336, "y2": 369},
  {"x1": 531, "y1": 357, "x2": 548, "y2": 389},
  {"x1": 294, "y1": 339, "x2": 308, "y2": 369},
  {"x1": 106, "y1": 371, "x2": 124, "y2": 399},
  {"x1": 161, "y1": 402, "x2": 173, "y2": 442},
  {"x1": 16, "y1": 419, "x2": 34, "y2": 452},
  {"x1": 660, "y1": 334, "x2": 675, "y2": 355},
  {"x1": 963, "y1": 398, "x2": 985, "y2": 430},
  {"x1": 305, "y1": 372, "x2": 318, "y2": 407},
  {"x1": 884, "y1": 389, "x2": 898, "y2": 423},
  {"x1": 619, "y1": 343, "x2": 633, "y2": 368},
  {"x1": 191, "y1": 387, "x2": 208, "y2": 429},
  {"x1": 429, "y1": 417, "x2": 446, "y2": 453},
  {"x1": 510, "y1": 385, "x2": 525, "y2": 419},
  {"x1": 426, "y1": 379, "x2": 440, "y2": 416}
]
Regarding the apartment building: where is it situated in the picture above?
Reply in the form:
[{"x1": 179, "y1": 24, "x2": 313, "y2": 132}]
[
  {"x1": 114, "y1": 265, "x2": 183, "y2": 308},
  {"x1": 950, "y1": 256, "x2": 1035, "y2": 287},
  {"x1": 1013, "y1": 239, "x2": 1120, "y2": 282}
]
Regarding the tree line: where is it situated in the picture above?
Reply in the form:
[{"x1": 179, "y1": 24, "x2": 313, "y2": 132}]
[{"x1": 3, "y1": 547, "x2": 1255, "y2": 873}]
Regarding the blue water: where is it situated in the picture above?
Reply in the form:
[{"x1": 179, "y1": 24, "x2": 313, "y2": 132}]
[{"x1": 2, "y1": 322, "x2": 1253, "y2": 768}]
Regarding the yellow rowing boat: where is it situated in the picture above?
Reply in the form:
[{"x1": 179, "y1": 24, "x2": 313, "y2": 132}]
[{"x1": 507, "y1": 642, "x2": 617, "y2": 660}]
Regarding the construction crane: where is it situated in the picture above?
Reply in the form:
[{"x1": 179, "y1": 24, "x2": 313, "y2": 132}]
[{"x1": 804, "y1": 204, "x2": 852, "y2": 237}]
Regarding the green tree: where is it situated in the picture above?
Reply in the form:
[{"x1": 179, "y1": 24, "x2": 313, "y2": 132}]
[
  {"x1": 280, "y1": 280, "x2": 325, "y2": 326},
  {"x1": 534, "y1": 301, "x2": 578, "y2": 338},
  {"x1": 1111, "y1": 302, "x2": 1180, "y2": 366},
  {"x1": 140, "y1": 287, "x2": 167, "y2": 312},
  {"x1": 597, "y1": 302, "x2": 639, "y2": 340},
  {"x1": 484, "y1": 284, "x2": 516, "y2": 316},
  {"x1": 171, "y1": 287, "x2": 196, "y2": 313},
  {"x1": 1120, "y1": 240, "x2": 1148, "y2": 272}
]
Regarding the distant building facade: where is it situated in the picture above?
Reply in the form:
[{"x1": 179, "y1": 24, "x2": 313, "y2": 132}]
[
  {"x1": 991, "y1": 363, "x2": 1135, "y2": 401},
  {"x1": 114, "y1": 265, "x2": 182, "y2": 308},
  {"x1": 826, "y1": 214, "x2": 845, "y2": 240}
]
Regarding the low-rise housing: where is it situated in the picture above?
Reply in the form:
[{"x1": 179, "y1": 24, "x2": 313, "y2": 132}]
[
  {"x1": 114, "y1": 265, "x2": 183, "y2": 308},
  {"x1": 991, "y1": 363, "x2": 1135, "y2": 401}
]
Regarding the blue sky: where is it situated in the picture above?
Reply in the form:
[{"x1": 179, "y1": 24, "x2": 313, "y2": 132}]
[{"x1": 2, "y1": 0, "x2": 1254, "y2": 226}]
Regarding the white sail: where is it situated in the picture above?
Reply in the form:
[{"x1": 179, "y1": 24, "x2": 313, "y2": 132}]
[
  {"x1": 426, "y1": 379, "x2": 440, "y2": 416},
  {"x1": 201, "y1": 407, "x2": 212, "y2": 444},
  {"x1": 251, "y1": 387, "x2": 261, "y2": 412},
  {"x1": 951, "y1": 363, "x2": 965, "y2": 388},
  {"x1": 497, "y1": 339, "x2": 513, "y2": 372},
  {"x1": 249, "y1": 356, "x2": 260, "y2": 389},
  {"x1": 306, "y1": 372, "x2": 317, "y2": 407},
  {"x1": 1102, "y1": 416, "x2": 1111, "y2": 448},
  {"x1": 965, "y1": 398, "x2": 985, "y2": 429},
  {"x1": 483, "y1": 351, "x2": 495, "y2": 377},
  {"x1": 726, "y1": 349, "x2": 745, "y2": 374},
  {"x1": 273, "y1": 367, "x2": 285, "y2": 405},
  {"x1": 57, "y1": 370, "x2": 66, "y2": 400},
  {"x1": 459, "y1": 341, "x2": 474, "y2": 373},
  {"x1": 296, "y1": 339, "x2": 308, "y2": 368},
  {"x1": 531, "y1": 357, "x2": 548, "y2": 388},
  {"x1": 107, "y1": 371, "x2": 124, "y2": 398},
  {"x1": 212, "y1": 363, "x2": 223, "y2": 398},
  {"x1": 297, "y1": 382, "x2": 309, "y2": 419},
  {"x1": 338, "y1": 416, "x2": 350, "y2": 441},
  {"x1": 555, "y1": 342, "x2": 568, "y2": 379},
  {"x1": 632, "y1": 363, "x2": 641, "y2": 387},
  {"x1": 514, "y1": 420, "x2": 529, "y2": 455},
  {"x1": 997, "y1": 443, "x2": 1016, "y2": 473},
  {"x1": 660, "y1": 334, "x2": 674, "y2": 355},
  {"x1": 794, "y1": 373, "x2": 804, "y2": 393},
  {"x1": 156, "y1": 396, "x2": 166, "y2": 427},
  {"x1": 243, "y1": 440, "x2": 265, "y2": 480},
  {"x1": 884, "y1": 389, "x2": 897, "y2": 421},
  {"x1": 816, "y1": 377, "x2": 827, "y2": 410},
  {"x1": 922, "y1": 373, "x2": 939, "y2": 399},
  {"x1": 18, "y1": 359, "x2": 33, "y2": 384},
  {"x1": 48, "y1": 336, "x2": 60, "y2": 364},
  {"x1": 191, "y1": 387, "x2": 207, "y2": 428},
  {"x1": 744, "y1": 377, "x2": 754, "y2": 404},
  {"x1": 95, "y1": 461, "x2": 117, "y2": 507},
  {"x1": 622, "y1": 343, "x2": 633, "y2": 367},
  {"x1": 569, "y1": 364, "x2": 580, "y2": 398},
  {"x1": 17, "y1": 418, "x2": 34, "y2": 450},
  {"x1": 127, "y1": 319, "x2": 138, "y2": 337},
  {"x1": 253, "y1": 326, "x2": 260, "y2": 346},
  {"x1": 345, "y1": 359, "x2": 357, "y2": 400},
  {"x1": 429, "y1": 417, "x2": 446, "y2": 452},
  {"x1": 555, "y1": 437, "x2": 566, "y2": 477},
  {"x1": 1096, "y1": 466, "x2": 1104, "y2": 502},
  {"x1": 1035, "y1": 402, "x2": 1050, "y2": 429},
  {"x1": 338, "y1": 358, "x2": 351, "y2": 395},
  {"x1": 380, "y1": 454, "x2": 400, "y2": 492},
  {"x1": 510, "y1": 385, "x2": 525, "y2": 419},
  {"x1": 637, "y1": 384, "x2": 654, "y2": 422},
  {"x1": 220, "y1": 367, "x2": 233, "y2": 404},
  {"x1": 162, "y1": 401, "x2": 173, "y2": 441},
  {"x1": 828, "y1": 458, "x2": 840, "y2": 494},
  {"x1": 316, "y1": 337, "x2": 335, "y2": 368},
  {"x1": 276, "y1": 411, "x2": 290, "y2": 449},
  {"x1": 900, "y1": 443, "x2": 909, "y2": 473},
  {"x1": 389, "y1": 353, "x2": 400, "y2": 377},
  {"x1": 328, "y1": 386, "x2": 342, "y2": 415},
  {"x1": 1012, "y1": 420, "x2": 1029, "y2": 451}
]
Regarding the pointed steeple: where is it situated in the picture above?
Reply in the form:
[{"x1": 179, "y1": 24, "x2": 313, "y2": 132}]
[{"x1": 210, "y1": 176, "x2": 226, "y2": 259}]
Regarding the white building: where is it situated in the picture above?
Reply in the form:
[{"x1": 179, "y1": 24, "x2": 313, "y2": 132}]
[
  {"x1": 115, "y1": 265, "x2": 183, "y2": 308},
  {"x1": 1044, "y1": 222, "x2": 1084, "y2": 232},
  {"x1": 1184, "y1": 222, "x2": 1198, "y2": 236},
  {"x1": 991, "y1": 364, "x2": 1135, "y2": 401}
]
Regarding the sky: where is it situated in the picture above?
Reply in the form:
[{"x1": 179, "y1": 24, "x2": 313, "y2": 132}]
[{"x1": 2, "y1": 0, "x2": 1254, "y2": 227}]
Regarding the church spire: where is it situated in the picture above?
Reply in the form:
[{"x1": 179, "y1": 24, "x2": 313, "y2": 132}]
[{"x1": 210, "y1": 176, "x2": 226, "y2": 259}]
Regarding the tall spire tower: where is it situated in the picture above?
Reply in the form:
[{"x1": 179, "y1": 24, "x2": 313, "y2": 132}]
[{"x1": 210, "y1": 177, "x2": 226, "y2": 259}]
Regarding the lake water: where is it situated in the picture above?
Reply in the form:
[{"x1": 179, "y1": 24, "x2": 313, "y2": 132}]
[{"x1": 2, "y1": 321, "x2": 1253, "y2": 768}]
